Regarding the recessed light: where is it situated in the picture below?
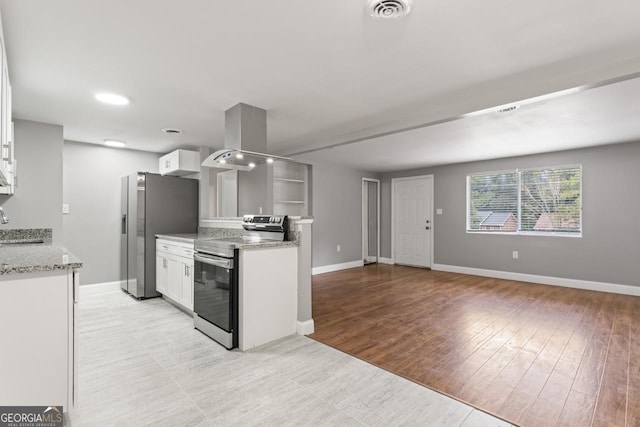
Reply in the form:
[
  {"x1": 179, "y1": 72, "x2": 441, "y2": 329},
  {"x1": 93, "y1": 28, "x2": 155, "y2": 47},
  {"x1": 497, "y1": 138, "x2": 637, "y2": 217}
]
[
  {"x1": 266, "y1": 158, "x2": 274, "y2": 164},
  {"x1": 219, "y1": 159, "x2": 227, "y2": 164},
  {"x1": 95, "y1": 93, "x2": 130, "y2": 106},
  {"x1": 248, "y1": 162, "x2": 256, "y2": 168},
  {"x1": 162, "y1": 128, "x2": 183, "y2": 134},
  {"x1": 235, "y1": 153, "x2": 244, "y2": 159},
  {"x1": 104, "y1": 139, "x2": 126, "y2": 148}
]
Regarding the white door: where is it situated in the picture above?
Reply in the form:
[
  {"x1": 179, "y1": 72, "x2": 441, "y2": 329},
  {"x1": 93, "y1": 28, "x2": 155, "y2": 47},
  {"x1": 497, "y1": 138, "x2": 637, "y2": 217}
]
[{"x1": 393, "y1": 176, "x2": 432, "y2": 267}]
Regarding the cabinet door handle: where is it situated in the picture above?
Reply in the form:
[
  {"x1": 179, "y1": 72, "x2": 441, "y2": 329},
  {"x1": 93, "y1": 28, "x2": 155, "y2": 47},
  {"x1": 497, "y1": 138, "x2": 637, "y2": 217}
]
[{"x1": 163, "y1": 258, "x2": 167, "y2": 268}]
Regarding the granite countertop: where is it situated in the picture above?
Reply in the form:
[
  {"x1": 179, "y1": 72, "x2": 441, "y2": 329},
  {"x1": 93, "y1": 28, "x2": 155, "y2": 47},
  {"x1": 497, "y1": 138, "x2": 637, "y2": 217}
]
[
  {"x1": 156, "y1": 233, "x2": 198, "y2": 244},
  {"x1": 235, "y1": 240, "x2": 297, "y2": 250},
  {"x1": 0, "y1": 243, "x2": 83, "y2": 276},
  {"x1": 159, "y1": 232, "x2": 298, "y2": 250}
]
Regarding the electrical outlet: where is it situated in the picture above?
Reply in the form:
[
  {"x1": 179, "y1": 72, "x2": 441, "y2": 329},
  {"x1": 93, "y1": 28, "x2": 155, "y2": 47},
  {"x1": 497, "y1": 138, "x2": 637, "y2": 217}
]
[
  {"x1": 62, "y1": 204, "x2": 70, "y2": 214},
  {"x1": 337, "y1": 244, "x2": 341, "y2": 252},
  {"x1": 512, "y1": 250, "x2": 519, "y2": 259},
  {"x1": 436, "y1": 208, "x2": 443, "y2": 215}
]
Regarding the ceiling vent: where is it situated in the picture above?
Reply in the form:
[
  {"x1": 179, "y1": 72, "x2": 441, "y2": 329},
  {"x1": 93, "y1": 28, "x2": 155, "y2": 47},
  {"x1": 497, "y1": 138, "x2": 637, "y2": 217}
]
[
  {"x1": 162, "y1": 128, "x2": 183, "y2": 134},
  {"x1": 367, "y1": 0, "x2": 412, "y2": 18}
]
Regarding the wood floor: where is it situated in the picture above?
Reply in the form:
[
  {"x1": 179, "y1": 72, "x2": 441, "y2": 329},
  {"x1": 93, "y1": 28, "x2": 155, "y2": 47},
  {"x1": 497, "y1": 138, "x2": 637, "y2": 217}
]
[{"x1": 310, "y1": 264, "x2": 640, "y2": 427}]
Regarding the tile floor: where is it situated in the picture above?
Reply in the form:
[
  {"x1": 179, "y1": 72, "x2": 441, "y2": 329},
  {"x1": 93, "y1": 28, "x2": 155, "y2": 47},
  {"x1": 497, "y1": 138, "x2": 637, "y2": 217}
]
[{"x1": 65, "y1": 284, "x2": 513, "y2": 426}]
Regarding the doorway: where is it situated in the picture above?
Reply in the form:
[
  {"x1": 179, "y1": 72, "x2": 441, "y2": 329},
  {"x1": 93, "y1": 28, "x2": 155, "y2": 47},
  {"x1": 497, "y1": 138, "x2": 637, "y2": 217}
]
[
  {"x1": 362, "y1": 178, "x2": 380, "y2": 265},
  {"x1": 392, "y1": 175, "x2": 433, "y2": 268}
]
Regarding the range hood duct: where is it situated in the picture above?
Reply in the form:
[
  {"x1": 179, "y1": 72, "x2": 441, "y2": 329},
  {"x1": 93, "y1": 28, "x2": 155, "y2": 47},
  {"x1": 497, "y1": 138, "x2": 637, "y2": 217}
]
[{"x1": 202, "y1": 103, "x2": 293, "y2": 170}]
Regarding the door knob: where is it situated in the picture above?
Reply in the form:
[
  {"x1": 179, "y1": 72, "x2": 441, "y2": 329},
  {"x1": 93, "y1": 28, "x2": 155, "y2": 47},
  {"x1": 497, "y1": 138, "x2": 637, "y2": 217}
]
[{"x1": 425, "y1": 226, "x2": 430, "y2": 230}]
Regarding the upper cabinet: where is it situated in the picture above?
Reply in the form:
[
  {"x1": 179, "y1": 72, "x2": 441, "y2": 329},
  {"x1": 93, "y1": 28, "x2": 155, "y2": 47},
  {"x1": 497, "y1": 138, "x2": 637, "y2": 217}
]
[
  {"x1": 0, "y1": 20, "x2": 15, "y2": 195},
  {"x1": 159, "y1": 149, "x2": 200, "y2": 176}
]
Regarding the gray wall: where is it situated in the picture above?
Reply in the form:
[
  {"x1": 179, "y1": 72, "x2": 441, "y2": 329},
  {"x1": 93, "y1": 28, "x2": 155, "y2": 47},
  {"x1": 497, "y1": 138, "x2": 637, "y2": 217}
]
[
  {"x1": 381, "y1": 141, "x2": 640, "y2": 287},
  {"x1": 63, "y1": 141, "x2": 159, "y2": 285},
  {"x1": 295, "y1": 156, "x2": 380, "y2": 267},
  {"x1": 366, "y1": 180, "x2": 378, "y2": 257},
  {"x1": 0, "y1": 119, "x2": 63, "y2": 239}
]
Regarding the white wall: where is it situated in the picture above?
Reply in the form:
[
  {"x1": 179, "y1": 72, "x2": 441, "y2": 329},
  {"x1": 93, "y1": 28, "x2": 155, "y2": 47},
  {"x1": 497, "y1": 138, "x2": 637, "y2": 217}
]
[
  {"x1": 0, "y1": 119, "x2": 63, "y2": 239},
  {"x1": 63, "y1": 141, "x2": 159, "y2": 285}
]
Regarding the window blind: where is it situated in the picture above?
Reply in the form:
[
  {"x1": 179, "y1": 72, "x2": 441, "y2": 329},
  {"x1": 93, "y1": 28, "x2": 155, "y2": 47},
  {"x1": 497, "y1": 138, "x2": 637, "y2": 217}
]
[{"x1": 467, "y1": 165, "x2": 582, "y2": 235}]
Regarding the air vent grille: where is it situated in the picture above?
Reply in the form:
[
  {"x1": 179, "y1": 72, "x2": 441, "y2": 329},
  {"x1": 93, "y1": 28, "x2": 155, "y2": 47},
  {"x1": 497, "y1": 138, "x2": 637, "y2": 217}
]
[
  {"x1": 368, "y1": 0, "x2": 412, "y2": 18},
  {"x1": 162, "y1": 128, "x2": 183, "y2": 134}
]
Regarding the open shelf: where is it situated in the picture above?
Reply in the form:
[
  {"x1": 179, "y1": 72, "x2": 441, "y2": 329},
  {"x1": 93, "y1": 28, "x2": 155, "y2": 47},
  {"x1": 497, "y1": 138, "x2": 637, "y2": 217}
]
[
  {"x1": 272, "y1": 161, "x2": 310, "y2": 216},
  {"x1": 273, "y1": 177, "x2": 305, "y2": 183}
]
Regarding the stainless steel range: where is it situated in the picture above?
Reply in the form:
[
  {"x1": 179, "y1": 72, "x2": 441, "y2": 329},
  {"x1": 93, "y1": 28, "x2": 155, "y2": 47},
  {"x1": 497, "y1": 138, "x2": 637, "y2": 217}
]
[{"x1": 193, "y1": 215, "x2": 289, "y2": 349}]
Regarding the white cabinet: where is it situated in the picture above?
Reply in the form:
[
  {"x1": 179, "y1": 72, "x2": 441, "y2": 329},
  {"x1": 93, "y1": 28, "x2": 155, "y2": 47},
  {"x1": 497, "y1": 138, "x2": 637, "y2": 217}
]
[
  {"x1": 179, "y1": 258, "x2": 194, "y2": 309},
  {"x1": 0, "y1": 23, "x2": 15, "y2": 195},
  {"x1": 166, "y1": 256, "x2": 180, "y2": 301},
  {"x1": 159, "y1": 149, "x2": 200, "y2": 176},
  {"x1": 239, "y1": 246, "x2": 298, "y2": 351},
  {"x1": 156, "y1": 254, "x2": 168, "y2": 294},
  {"x1": 0, "y1": 269, "x2": 78, "y2": 411},
  {"x1": 156, "y1": 238, "x2": 194, "y2": 310}
]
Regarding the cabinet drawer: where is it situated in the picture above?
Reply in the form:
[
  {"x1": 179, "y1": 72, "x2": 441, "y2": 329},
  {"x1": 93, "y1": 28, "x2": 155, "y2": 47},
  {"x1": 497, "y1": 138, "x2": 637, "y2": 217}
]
[
  {"x1": 156, "y1": 239, "x2": 179, "y2": 255},
  {"x1": 157, "y1": 239, "x2": 194, "y2": 258}
]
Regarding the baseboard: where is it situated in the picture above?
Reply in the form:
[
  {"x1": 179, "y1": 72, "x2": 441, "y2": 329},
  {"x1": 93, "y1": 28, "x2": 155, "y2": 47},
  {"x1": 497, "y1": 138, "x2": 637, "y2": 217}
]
[
  {"x1": 379, "y1": 257, "x2": 394, "y2": 265},
  {"x1": 79, "y1": 280, "x2": 123, "y2": 293},
  {"x1": 432, "y1": 263, "x2": 640, "y2": 297},
  {"x1": 296, "y1": 319, "x2": 315, "y2": 335},
  {"x1": 312, "y1": 260, "x2": 364, "y2": 275}
]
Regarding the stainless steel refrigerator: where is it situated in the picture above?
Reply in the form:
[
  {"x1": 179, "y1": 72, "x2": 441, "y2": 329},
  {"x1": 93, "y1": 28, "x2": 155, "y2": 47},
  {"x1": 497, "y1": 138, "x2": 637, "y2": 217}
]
[{"x1": 120, "y1": 172, "x2": 198, "y2": 298}]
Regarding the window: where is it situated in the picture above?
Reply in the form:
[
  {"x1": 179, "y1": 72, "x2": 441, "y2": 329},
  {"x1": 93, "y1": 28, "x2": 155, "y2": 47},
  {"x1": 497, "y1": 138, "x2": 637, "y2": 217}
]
[{"x1": 467, "y1": 165, "x2": 582, "y2": 235}]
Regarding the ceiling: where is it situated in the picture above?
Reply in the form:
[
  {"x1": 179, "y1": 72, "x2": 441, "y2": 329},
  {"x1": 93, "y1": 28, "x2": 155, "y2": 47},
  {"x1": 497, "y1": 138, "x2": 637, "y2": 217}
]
[{"x1": 2, "y1": 0, "x2": 640, "y2": 173}]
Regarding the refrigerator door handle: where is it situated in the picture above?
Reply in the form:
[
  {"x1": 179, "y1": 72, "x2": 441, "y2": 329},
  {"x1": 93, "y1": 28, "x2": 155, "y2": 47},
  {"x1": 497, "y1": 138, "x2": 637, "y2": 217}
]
[{"x1": 121, "y1": 214, "x2": 127, "y2": 235}]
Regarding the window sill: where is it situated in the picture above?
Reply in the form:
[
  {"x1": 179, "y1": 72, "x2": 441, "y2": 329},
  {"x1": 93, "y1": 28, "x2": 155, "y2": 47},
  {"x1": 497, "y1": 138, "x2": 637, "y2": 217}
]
[{"x1": 466, "y1": 230, "x2": 582, "y2": 238}]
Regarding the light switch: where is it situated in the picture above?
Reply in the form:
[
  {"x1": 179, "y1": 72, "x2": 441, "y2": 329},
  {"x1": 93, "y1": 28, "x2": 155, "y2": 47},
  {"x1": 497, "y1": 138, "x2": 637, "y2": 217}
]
[
  {"x1": 436, "y1": 208, "x2": 443, "y2": 215},
  {"x1": 62, "y1": 204, "x2": 69, "y2": 214}
]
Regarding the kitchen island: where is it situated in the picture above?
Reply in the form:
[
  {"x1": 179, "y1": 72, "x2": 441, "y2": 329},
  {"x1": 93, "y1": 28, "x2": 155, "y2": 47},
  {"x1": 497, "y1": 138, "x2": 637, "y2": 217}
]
[
  {"x1": 157, "y1": 214, "x2": 309, "y2": 351},
  {"x1": 0, "y1": 229, "x2": 82, "y2": 412}
]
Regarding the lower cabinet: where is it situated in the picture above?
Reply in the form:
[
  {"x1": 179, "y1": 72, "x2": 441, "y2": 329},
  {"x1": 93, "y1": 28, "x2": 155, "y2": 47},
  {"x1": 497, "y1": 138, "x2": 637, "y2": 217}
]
[
  {"x1": 156, "y1": 239, "x2": 194, "y2": 311},
  {"x1": 179, "y1": 259, "x2": 194, "y2": 309},
  {"x1": 0, "y1": 269, "x2": 78, "y2": 411}
]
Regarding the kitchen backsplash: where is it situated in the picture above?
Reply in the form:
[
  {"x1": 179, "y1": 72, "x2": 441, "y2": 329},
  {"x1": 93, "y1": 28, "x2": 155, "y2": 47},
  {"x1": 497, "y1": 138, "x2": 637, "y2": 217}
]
[{"x1": 0, "y1": 228, "x2": 53, "y2": 243}]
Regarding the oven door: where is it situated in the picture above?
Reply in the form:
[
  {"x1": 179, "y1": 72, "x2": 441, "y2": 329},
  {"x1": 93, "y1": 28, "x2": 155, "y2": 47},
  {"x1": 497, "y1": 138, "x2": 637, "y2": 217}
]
[{"x1": 193, "y1": 252, "x2": 238, "y2": 348}]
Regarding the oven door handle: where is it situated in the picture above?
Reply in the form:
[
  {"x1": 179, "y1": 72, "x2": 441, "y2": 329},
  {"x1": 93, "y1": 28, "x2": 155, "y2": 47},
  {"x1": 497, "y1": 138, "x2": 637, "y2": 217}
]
[{"x1": 194, "y1": 253, "x2": 234, "y2": 269}]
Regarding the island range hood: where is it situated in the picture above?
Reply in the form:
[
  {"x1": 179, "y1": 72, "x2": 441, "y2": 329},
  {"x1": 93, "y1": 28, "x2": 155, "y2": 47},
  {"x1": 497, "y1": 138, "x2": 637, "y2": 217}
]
[{"x1": 202, "y1": 103, "x2": 293, "y2": 170}]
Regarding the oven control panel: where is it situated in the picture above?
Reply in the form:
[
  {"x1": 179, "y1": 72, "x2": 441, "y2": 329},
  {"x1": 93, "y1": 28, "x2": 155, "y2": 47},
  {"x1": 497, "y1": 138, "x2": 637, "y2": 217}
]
[
  {"x1": 242, "y1": 215, "x2": 289, "y2": 240},
  {"x1": 242, "y1": 215, "x2": 284, "y2": 224}
]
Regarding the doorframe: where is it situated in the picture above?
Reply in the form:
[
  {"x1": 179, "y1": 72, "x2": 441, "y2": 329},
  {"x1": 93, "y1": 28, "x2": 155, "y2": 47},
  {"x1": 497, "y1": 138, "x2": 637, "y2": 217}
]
[
  {"x1": 362, "y1": 177, "x2": 380, "y2": 264},
  {"x1": 391, "y1": 174, "x2": 434, "y2": 267}
]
